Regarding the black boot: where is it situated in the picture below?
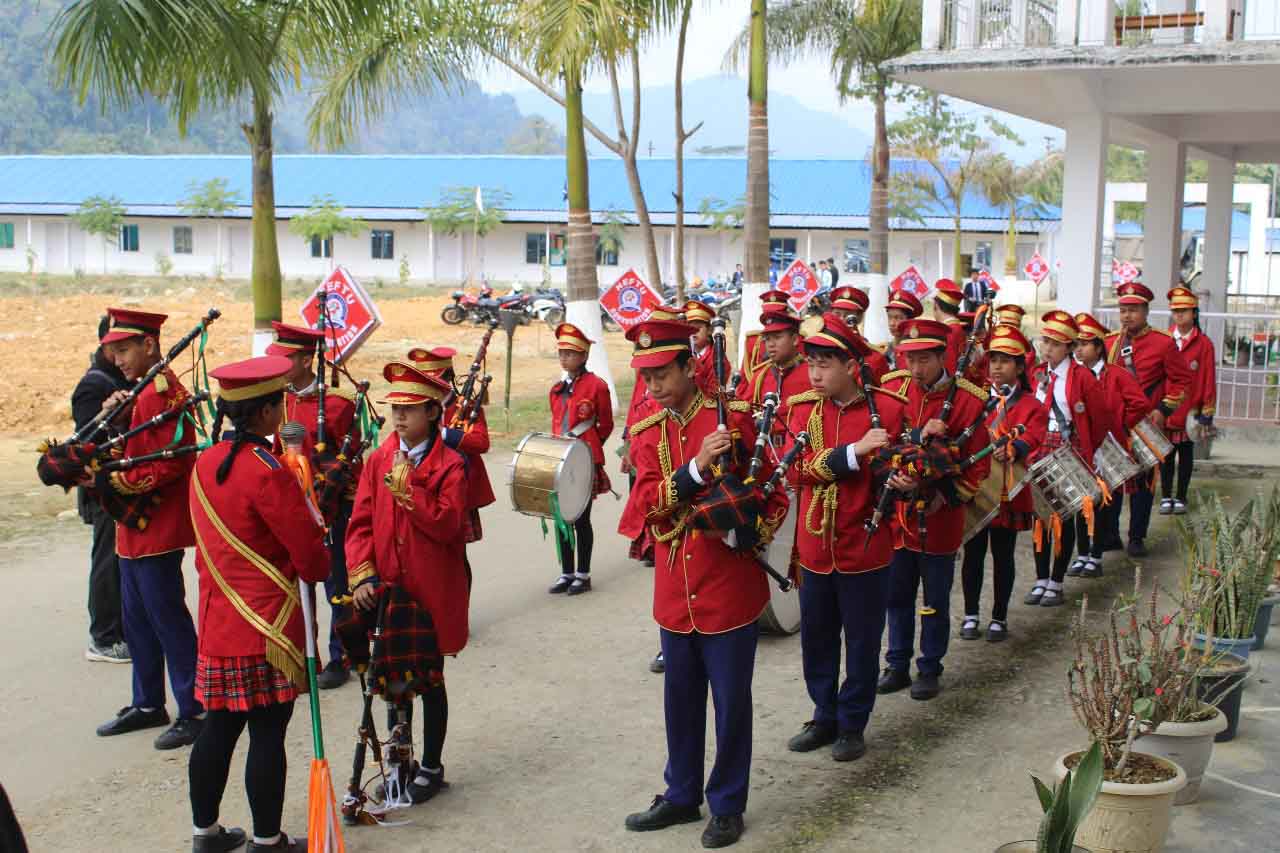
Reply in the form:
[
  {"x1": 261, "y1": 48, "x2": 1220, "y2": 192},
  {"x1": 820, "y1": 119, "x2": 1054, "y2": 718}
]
[
  {"x1": 910, "y1": 674, "x2": 941, "y2": 701},
  {"x1": 786, "y1": 721, "x2": 837, "y2": 753},
  {"x1": 701, "y1": 814, "x2": 745, "y2": 849},
  {"x1": 876, "y1": 668, "x2": 911, "y2": 694},
  {"x1": 625, "y1": 795, "x2": 702, "y2": 832},
  {"x1": 831, "y1": 731, "x2": 866, "y2": 762}
]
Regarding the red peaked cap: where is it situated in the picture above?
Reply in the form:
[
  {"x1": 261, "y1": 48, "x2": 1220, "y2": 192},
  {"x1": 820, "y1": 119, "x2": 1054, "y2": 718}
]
[
  {"x1": 101, "y1": 307, "x2": 168, "y2": 344},
  {"x1": 266, "y1": 321, "x2": 323, "y2": 357},
  {"x1": 209, "y1": 355, "x2": 292, "y2": 402},
  {"x1": 896, "y1": 318, "x2": 951, "y2": 353},
  {"x1": 803, "y1": 312, "x2": 871, "y2": 358},
  {"x1": 628, "y1": 319, "x2": 695, "y2": 369}
]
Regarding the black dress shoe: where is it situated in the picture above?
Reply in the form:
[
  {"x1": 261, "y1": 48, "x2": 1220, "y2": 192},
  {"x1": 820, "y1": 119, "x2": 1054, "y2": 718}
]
[
  {"x1": 786, "y1": 720, "x2": 837, "y2": 752},
  {"x1": 625, "y1": 795, "x2": 702, "y2": 832},
  {"x1": 567, "y1": 576, "x2": 592, "y2": 596},
  {"x1": 1127, "y1": 539, "x2": 1148, "y2": 558},
  {"x1": 316, "y1": 660, "x2": 350, "y2": 690},
  {"x1": 831, "y1": 731, "x2": 866, "y2": 762},
  {"x1": 1102, "y1": 535, "x2": 1125, "y2": 552},
  {"x1": 910, "y1": 674, "x2": 941, "y2": 701},
  {"x1": 1080, "y1": 559, "x2": 1104, "y2": 579},
  {"x1": 649, "y1": 652, "x2": 665, "y2": 674},
  {"x1": 246, "y1": 834, "x2": 304, "y2": 852},
  {"x1": 156, "y1": 717, "x2": 203, "y2": 750},
  {"x1": 1024, "y1": 585, "x2": 1046, "y2": 606},
  {"x1": 97, "y1": 706, "x2": 170, "y2": 737},
  {"x1": 548, "y1": 576, "x2": 573, "y2": 594},
  {"x1": 876, "y1": 667, "x2": 911, "y2": 694},
  {"x1": 193, "y1": 827, "x2": 246, "y2": 853},
  {"x1": 408, "y1": 767, "x2": 448, "y2": 804},
  {"x1": 986, "y1": 621, "x2": 1009, "y2": 643},
  {"x1": 702, "y1": 814, "x2": 745, "y2": 848},
  {"x1": 959, "y1": 618, "x2": 980, "y2": 640}
]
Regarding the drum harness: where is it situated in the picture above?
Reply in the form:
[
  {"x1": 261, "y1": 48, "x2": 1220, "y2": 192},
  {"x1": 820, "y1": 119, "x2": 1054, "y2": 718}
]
[{"x1": 1032, "y1": 366, "x2": 1106, "y2": 553}]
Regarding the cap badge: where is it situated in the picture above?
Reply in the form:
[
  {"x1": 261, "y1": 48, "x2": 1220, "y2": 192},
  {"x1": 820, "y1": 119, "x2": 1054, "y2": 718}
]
[
  {"x1": 638, "y1": 331, "x2": 652, "y2": 348},
  {"x1": 909, "y1": 326, "x2": 920, "y2": 338},
  {"x1": 391, "y1": 364, "x2": 406, "y2": 377}
]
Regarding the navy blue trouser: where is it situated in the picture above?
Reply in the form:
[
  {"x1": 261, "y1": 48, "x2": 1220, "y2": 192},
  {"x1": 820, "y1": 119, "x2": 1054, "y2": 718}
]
[
  {"x1": 800, "y1": 568, "x2": 889, "y2": 734},
  {"x1": 120, "y1": 550, "x2": 202, "y2": 719},
  {"x1": 324, "y1": 504, "x2": 351, "y2": 664},
  {"x1": 660, "y1": 623, "x2": 758, "y2": 817},
  {"x1": 885, "y1": 549, "x2": 956, "y2": 678}
]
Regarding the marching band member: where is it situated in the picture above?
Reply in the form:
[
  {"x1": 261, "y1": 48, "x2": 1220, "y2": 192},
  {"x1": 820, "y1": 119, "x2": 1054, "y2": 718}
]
[
  {"x1": 344, "y1": 362, "x2": 470, "y2": 806},
  {"x1": 267, "y1": 321, "x2": 360, "y2": 690},
  {"x1": 621, "y1": 317, "x2": 788, "y2": 848},
  {"x1": 548, "y1": 323, "x2": 615, "y2": 595},
  {"x1": 408, "y1": 345, "x2": 496, "y2": 545},
  {"x1": 783, "y1": 314, "x2": 906, "y2": 762},
  {"x1": 877, "y1": 319, "x2": 990, "y2": 701},
  {"x1": 882, "y1": 289, "x2": 924, "y2": 371},
  {"x1": 737, "y1": 290, "x2": 812, "y2": 425},
  {"x1": 1071, "y1": 313, "x2": 1152, "y2": 576},
  {"x1": 187, "y1": 356, "x2": 329, "y2": 853},
  {"x1": 1026, "y1": 312, "x2": 1107, "y2": 608},
  {"x1": 829, "y1": 286, "x2": 891, "y2": 381},
  {"x1": 1160, "y1": 287, "x2": 1216, "y2": 516},
  {"x1": 93, "y1": 308, "x2": 204, "y2": 750},
  {"x1": 930, "y1": 279, "x2": 969, "y2": 373},
  {"x1": 683, "y1": 300, "x2": 730, "y2": 396},
  {"x1": 959, "y1": 325, "x2": 1046, "y2": 642},
  {"x1": 1105, "y1": 282, "x2": 1192, "y2": 557}
]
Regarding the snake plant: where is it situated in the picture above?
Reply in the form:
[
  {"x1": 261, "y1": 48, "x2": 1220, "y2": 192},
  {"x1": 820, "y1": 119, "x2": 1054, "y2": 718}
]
[{"x1": 1030, "y1": 740, "x2": 1103, "y2": 853}]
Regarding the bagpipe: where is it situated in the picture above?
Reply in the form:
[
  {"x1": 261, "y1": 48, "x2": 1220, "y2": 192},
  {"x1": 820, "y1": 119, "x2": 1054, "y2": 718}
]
[
  {"x1": 449, "y1": 318, "x2": 499, "y2": 429},
  {"x1": 289, "y1": 381, "x2": 384, "y2": 529},
  {"x1": 36, "y1": 309, "x2": 220, "y2": 490},
  {"x1": 92, "y1": 444, "x2": 203, "y2": 530}
]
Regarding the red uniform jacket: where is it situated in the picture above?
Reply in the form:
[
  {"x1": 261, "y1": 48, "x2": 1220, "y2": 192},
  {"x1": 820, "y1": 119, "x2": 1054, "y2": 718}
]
[
  {"x1": 550, "y1": 370, "x2": 614, "y2": 467},
  {"x1": 863, "y1": 348, "x2": 892, "y2": 383},
  {"x1": 693, "y1": 344, "x2": 730, "y2": 397},
  {"x1": 625, "y1": 371, "x2": 658, "y2": 436},
  {"x1": 1167, "y1": 328, "x2": 1217, "y2": 429},
  {"x1": 786, "y1": 387, "x2": 907, "y2": 574},
  {"x1": 985, "y1": 387, "x2": 1047, "y2": 522},
  {"x1": 442, "y1": 402, "x2": 496, "y2": 514},
  {"x1": 346, "y1": 432, "x2": 471, "y2": 655},
  {"x1": 1090, "y1": 362, "x2": 1152, "y2": 441},
  {"x1": 626, "y1": 395, "x2": 790, "y2": 634},
  {"x1": 737, "y1": 355, "x2": 813, "y2": 434},
  {"x1": 1105, "y1": 325, "x2": 1191, "y2": 415},
  {"x1": 282, "y1": 386, "x2": 358, "y2": 457},
  {"x1": 882, "y1": 371, "x2": 991, "y2": 555},
  {"x1": 189, "y1": 438, "x2": 329, "y2": 679},
  {"x1": 114, "y1": 369, "x2": 196, "y2": 558},
  {"x1": 943, "y1": 318, "x2": 968, "y2": 373},
  {"x1": 1031, "y1": 359, "x2": 1108, "y2": 466}
]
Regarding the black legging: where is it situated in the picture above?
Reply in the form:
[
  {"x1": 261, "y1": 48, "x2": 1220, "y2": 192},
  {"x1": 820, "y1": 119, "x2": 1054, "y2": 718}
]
[
  {"x1": 189, "y1": 701, "x2": 294, "y2": 838},
  {"x1": 1034, "y1": 516, "x2": 1077, "y2": 583},
  {"x1": 556, "y1": 500, "x2": 594, "y2": 575},
  {"x1": 961, "y1": 527, "x2": 1018, "y2": 623},
  {"x1": 387, "y1": 681, "x2": 449, "y2": 771},
  {"x1": 1076, "y1": 501, "x2": 1119, "y2": 560},
  {"x1": 1160, "y1": 440, "x2": 1195, "y2": 503}
]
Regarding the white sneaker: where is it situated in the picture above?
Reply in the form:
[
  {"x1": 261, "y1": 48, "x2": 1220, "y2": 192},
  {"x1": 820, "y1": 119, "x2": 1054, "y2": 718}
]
[{"x1": 86, "y1": 641, "x2": 131, "y2": 663}]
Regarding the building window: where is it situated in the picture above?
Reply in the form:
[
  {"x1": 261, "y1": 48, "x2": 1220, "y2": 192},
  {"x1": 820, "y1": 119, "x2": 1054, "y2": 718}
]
[
  {"x1": 310, "y1": 236, "x2": 332, "y2": 259},
  {"x1": 843, "y1": 239, "x2": 870, "y2": 274},
  {"x1": 974, "y1": 241, "x2": 993, "y2": 271},
  {"x1": 371, "y1": 229, "x2": 394, "y2": 260},
  {"x1": 173, "y1": 226, "x2": 193, "y2": 255},
  {"x1": 769, "y1": 238, "x2": 797, "y2": 267},
  {"x1": 0, "y1": 222, "x2": 13, "y2": 250},
  {"x1": 120, "y1": 224, "x2": 140, "y2": 253},
  {"x1": 525, "y1": 232, "x2": 547, "y2": 264},
  {"x1": 595, "y1": 237, "x2": 619, "y2": 266}
]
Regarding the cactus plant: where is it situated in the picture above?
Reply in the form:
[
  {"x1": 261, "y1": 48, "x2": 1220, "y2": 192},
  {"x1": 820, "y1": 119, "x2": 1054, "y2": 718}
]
[{"x1": 1029, "y1": 740, "x2": 1103, "y2": 853}]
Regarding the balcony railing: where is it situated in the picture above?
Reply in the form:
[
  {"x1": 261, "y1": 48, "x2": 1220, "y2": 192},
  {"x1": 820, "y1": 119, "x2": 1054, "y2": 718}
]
[{"x1": 925, "y1": 0, "x2": 1272, "y2": 51}]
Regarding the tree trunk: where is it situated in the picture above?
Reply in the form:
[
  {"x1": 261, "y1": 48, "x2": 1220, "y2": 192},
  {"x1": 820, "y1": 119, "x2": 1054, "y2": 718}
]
[
  {"x1": 607, "y1": 54, "x2": 662, "y2": 291},
  {"x1": 1005, "y1": 210, "x2": 1018, "y2": 276},
  {"x1": 741, "y1": 0, "x2": 770, "y2": 363},
  {"x1": 869, "y1": 79, "x2": 890, "y2": 276},
  {"x1": 673, "y1": 0, "x2": 696, "y2": 304},
  {"x1": 952, "y1": 219, "x2": 964, "y2": 283},
  {"x1": 243, "y1": 94, "x2": 282, "y2": 347}
]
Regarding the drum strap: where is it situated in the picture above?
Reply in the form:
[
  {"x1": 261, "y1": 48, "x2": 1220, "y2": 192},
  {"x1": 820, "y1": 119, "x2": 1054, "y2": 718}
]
[
  {"x1": 1037, "y1": 374, "x2": 1074, "y2": 442},
  {"x1": 1119, "y1": 333, "x2": 1164, "y2": 401}
]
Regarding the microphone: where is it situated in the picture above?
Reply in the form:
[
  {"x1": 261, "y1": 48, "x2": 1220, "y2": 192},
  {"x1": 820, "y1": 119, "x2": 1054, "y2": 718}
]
[
  {"x1": 279, "y1": 421, "x2": 324, "y2": 526},
  {"x1": 280, "y1": 421, "x2": 307, "y2": 455}
]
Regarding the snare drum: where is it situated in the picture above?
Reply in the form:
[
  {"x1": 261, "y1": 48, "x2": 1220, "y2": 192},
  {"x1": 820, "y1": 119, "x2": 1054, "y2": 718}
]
[
  {"x1": 962, "y1": 461, "x2": 1029, "y2": 544},
  {"x1": 1129, "y1": 419, "x2": 1174, "y2": 471},
  {"x1": 508, "y1": 433, "x2": 594, "y2": 523},
  {"x1": 1029, "y1": 444, "x2": 1101, "y2": 522},
  {"x1": 757, "y1": 497, "x2": 800, "y2": 635},
  {"x1": 1093, "y1": 433, "x2": 1140, "y2": 492}
]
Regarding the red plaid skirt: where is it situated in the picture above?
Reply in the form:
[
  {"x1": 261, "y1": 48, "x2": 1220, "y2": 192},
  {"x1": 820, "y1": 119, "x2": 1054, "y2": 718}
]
[
  {"x1": 991, "y1": 506, "x2": 1035, "y2": 531},
  {"x1": 1030, "y1": 428, "x2": 1066, "y2": 463},
  {"x1": 196, "y1": 654, "x2": 298, "y2": 712}
]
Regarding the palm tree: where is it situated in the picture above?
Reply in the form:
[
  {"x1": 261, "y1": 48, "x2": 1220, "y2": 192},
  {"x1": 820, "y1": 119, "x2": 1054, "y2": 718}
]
[
  {"x1": 51, "y1": 0, "x2": 389, "y2": 344},
  {"x1": 730, "y1": 0, "x2": 921, "y2": 282},
  {"x1": 974, "y1": 151, "x2": 1059, "y2": 276},
  {"x1": 743, "y1": 0, "x2": 770, "y2": 295}
]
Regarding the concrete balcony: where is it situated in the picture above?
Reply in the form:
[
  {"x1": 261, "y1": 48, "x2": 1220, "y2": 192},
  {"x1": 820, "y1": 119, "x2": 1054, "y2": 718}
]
[{"x1": 922, "y1": 1, "x2": 1278, "y2": 51}]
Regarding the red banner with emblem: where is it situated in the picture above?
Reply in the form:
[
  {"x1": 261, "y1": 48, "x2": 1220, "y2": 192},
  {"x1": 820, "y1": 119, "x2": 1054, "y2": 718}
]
[
  {"x1": 890, "y1": 264, "x2": 929, "y2": 298},
  {"x1": 779, "y1": 259, "x2": 820, "y2": 312},
  {"x1": 599, "y1": 269, "x2": 662, "y2": 330},
  {"x1": 299, "y1": 266, "x2": 383, "y2": 362}
]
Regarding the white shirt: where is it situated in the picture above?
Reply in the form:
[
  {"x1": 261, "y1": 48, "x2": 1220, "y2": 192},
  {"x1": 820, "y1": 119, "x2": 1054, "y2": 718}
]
[
  {"x1": 399, "y1": 436, "x2": 431, "y2": 467},
  {"x1": 1036, "y1": 359, "x2": 1072, "y2": 432}
]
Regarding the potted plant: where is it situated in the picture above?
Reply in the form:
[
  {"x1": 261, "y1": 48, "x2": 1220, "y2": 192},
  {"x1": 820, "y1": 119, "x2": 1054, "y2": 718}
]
[
  {"x1": 995, "y1": 741, "x2": 1102, "y2": 853},
  {"x1": 1060, "y1": 588, "x2": 1187, "y2": 853}
]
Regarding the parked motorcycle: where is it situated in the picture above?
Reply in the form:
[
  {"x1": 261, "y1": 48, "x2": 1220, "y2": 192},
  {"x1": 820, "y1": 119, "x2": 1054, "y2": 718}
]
[{"x1": 441, "y1": 285, "x2": 494, "y2": 325}]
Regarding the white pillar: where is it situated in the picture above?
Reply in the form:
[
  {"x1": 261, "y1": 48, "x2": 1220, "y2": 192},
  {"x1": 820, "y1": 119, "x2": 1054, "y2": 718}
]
[
  {"x1": 922, "y1": 0, "x2": 944, "y2": 48},
  {"x1": 1244, "y1": 186, "x2": 1269, "y2": 294},
  {"x1": 1058, "y1": 112, "x2": 1109, "y2": 314},
  {"x1": 1202, "y1": 155, "x2": 1234, "y2": 353},
  {"x1": 1057, "y1": 0, "x2": 1081, "y2": 45},
  {"x1": 1078, "y1": 0, "x2": 1116, "y2": 46},
  {"x1": 1152, "y1": 0, "x2": 1197, "y2": 45},
  {"x1": 1203, "y1": 0, "x2": 1234, "y2": 42},
  {"x1": 953, "y1": 0, "x2": 978, "y2": 49},
  {"x1": 1143, "y1": 139, "x2": 1187, "y2": 304},
  {"x1": 426, "y1": 223, "x2": 436, "y2": 282},
  {"x1": 805, "y1": 230, "x2": 813, "y2": 264}
]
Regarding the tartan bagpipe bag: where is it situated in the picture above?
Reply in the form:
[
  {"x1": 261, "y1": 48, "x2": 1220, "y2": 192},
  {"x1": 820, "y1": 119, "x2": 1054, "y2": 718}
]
[
  {"x1": 687, "y1": 472, "x2": 764, "y2": 553},
  {"x1": 36, "y1": 442, "x2": 99, "y2": 490}
]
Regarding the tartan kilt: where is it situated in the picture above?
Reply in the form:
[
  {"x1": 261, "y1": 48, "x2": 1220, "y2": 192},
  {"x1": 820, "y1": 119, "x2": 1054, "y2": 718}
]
[
  {"x1": 196, "y1": 654, "x2": 298, "y2": 712},
  {"x1": 335, "y1": 585, "x2": 443, "y2": 700},
  {"x1": 464, "y1": 507, "x2": 483, "y2": 543},
  {"x1": 592, "y1": 464, "x2": 612, "y2": 497},
  {"x1": 1166, "y1": 428, "x2": 1188, "y2": 445},
  {"x1": 1030, "y1": 429, "x2": 1066, "y2": 463}
]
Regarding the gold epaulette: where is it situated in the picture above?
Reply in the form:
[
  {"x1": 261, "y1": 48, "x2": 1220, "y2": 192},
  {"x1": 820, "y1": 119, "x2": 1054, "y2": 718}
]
[
  {"x1": 727, "y1": 399, "x2": 752, "y2": 414},
  {"x1": 630, "y1": 408, "x2": 668, "y2": 436},
  {"x1": 955, "y1": 376, "x2": 988, "y2": 402},
  {"x1": 328, "y1": 384, "x2": 357, "y2": 401},
  {"x1": 880, "y1": 369, "x2": 910, "y2": 383},
  {"x1": 786, "y1": 389, "x2": 823, "y2": 408},
  {"x1": 154, "y1": 374, "x2": 169, "y2": 395},
  {"x1": 871, "y1": 385, "x2": 909, "y2": 405}
]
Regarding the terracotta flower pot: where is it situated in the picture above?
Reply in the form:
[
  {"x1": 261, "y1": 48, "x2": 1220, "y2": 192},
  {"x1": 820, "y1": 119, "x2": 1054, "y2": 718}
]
[
  {"x1": 1138, "y1": 706, "x2": 1228, "y2": 804},
  {"x1": 1054, "y1": 751, "x2": 1187, "y2": 853}
]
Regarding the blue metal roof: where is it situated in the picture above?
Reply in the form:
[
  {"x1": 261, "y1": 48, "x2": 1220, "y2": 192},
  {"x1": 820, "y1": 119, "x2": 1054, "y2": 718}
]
[{"x1": 0, "y1": 155, "x2": 1055, "y2": 228}]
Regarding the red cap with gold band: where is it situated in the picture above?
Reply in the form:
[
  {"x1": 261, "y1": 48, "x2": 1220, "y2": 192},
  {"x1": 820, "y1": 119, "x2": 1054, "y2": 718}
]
[
  {"x1": 554, "y1": 322, "x2": 593, "y2": 353},
  {"x1": 266, "y1": 321, "x2": 322, "y2": 357},
  {"x1": 379, "y1": 362, "x2": 451, "y2": 405},
  {"x1": 803, "y1": 312, "x2": 871, "y2": 358},
  {"x1": 627, "y1": 319, "x2": 695, "y2": 368},
  {"x1": 682, "y1": 300, "x2": 715, "y2": 325},
  {"x1": 407, "y1": 345, "x2": 456, "y2": 374},
  {"x1": 1074, "y1": 312, "x2": 1109, "y2": 341},
  {"x1": 209, "y1": 355, "x2": 292, "y2": 402},
  {"x1": 896, "y1": 318, "x2": 951, "y2": 352},
  {"x1": 886, "y1": 289, "x2": 923, "y2": 318},
  {"x1": 1040, "y1": 310, "x2": 1078, "y2": 343},
  {"x1": 1168, "y1": 286, "x2": 1198, "y2": 310},
  {"x1": 987, "y1": 324, "x2": 1032, "y2": 358},
  {"x1": 101, "y1": 307, "x2": 167, "y2": 344},
  {"x1": 1116, "y1": 282, "x2": 1154, "y2": 305},
  {"x1": 995, "y1": 304, "x2": 1026, "y2": 326},
  {"x1": 759, "y1": 289, "x2": 801, "y2": 332},
  {"x1": 831, "y1": 286, "x2": 869, "y2": 313},
  {"x1": 933, "y1": 279, "x2": 963, "y2": 310}
]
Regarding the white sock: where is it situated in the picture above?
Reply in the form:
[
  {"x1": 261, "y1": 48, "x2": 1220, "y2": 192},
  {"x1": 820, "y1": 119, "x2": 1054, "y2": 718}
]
[
  {"x1": 253, "y1": 833, "x2": 281, "y2": 846},
  {"x1": 1046, "y1": 580, "x2": 1063, "y2": 593},
  {"x1": 989, "y1": 620, "x2": 1006, "y2": 631},
  {"x1": 557, "y1": 574, "x2": 572, "y2": 582},
  {"x1": 574, "y1": 572, "x2": 590, "y2": 580},
  {"x1": 963, "y1": 614, "x2": 978, "y2": 623},
  {"x1": 139, "y1": 706, "x2": 157, "y2": 712},
  {"x1": 193, "y1": 824, "x2": 220, "y2": 837}
]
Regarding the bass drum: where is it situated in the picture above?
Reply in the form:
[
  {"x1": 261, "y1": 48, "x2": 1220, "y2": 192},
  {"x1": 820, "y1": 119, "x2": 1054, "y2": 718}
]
[
  {"x1": 757, "y1": 497, "x2": 800, "y2": 635},
  {"x1": 508, "y1": 433, "x2": 593, "y2": 523}
]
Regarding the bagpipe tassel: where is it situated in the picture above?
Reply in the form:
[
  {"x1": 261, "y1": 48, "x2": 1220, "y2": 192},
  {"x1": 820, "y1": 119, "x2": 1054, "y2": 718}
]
[
  {"x1": 1051, "y1": 513, "x2": 1063, "y2": 556},
  {"x1": 1082, "y1": 495, "x2": 1096, "y2": 538},
  {"x1": 1095, "y1": 477, "x2": 1113, "y2": 507},
  {"x1": 1033, "y1": 518, "x2": 1044, "y2": 552}
]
